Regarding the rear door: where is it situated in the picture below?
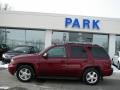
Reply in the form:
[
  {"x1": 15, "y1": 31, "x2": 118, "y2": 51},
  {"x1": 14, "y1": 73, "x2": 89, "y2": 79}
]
[{"x1": 65, "y1": 45, "x2": 88, "y2": 77}]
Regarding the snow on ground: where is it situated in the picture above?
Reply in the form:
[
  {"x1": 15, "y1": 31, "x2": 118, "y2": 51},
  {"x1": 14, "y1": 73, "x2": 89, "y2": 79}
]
[
  {"x1": 0, "y1": 64, "x2": 8, "y2": 69},
  {"x1": 0, "y1": 61, "x2": 8, "y2": 69},
  {"x1": 112, "y1": 65, "x2": 120, "y2": 73},
  {"x1": 0, "y1": 86, "x2": 10, "y2": 90}
]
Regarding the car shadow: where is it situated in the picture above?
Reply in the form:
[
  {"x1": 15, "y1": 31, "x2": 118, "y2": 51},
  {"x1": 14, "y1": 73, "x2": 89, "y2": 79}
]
[
  {"x1": 34, "y1": 77, "x2": 120, "y2": 86},
  {"x1": 98, "y1": 78, "x2": 120, "y2": 86}
]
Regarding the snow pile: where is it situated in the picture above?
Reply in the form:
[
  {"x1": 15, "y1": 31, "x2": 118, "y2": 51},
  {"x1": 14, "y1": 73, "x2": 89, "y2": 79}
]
[
  {"x1": 0, "y1": 64, "x2": 8, "y2": 69},
  {"x1": 0, "y1": 61, "x2": 8, "y2": 69},
  {"x1": 112, "y1": 65, "x2": 120, "y2": 73},
  {"x1": 0, "y1": 86, "x2": 10, "y2": 90},
  {"x1": 0, "y1": 61, "x2": 2, "y2": 65}
]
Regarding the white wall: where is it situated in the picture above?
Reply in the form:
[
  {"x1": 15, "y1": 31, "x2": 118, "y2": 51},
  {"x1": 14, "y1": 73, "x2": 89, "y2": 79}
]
[
  {"x1": 0, "y1": 11, "x2": 120, "y2": 34},
  {"x1": 109, "y1": 34, "x2": 116, "y2": 59},
  {"x1": 45, "y1": 30, "x2": 52, "y2": 48}
]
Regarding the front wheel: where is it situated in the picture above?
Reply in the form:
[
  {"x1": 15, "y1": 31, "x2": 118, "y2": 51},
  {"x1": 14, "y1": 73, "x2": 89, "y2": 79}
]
[
  {"x1": 83, "y1": 68, "x2": 100, "y2": 85},
  {"x1": 16, "y1": 65, "x2": 35, "y2": 82}
]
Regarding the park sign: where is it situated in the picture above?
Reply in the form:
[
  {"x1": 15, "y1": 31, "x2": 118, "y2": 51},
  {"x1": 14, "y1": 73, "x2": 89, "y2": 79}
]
[{"x1": 65, "y1": 17, "x2": 100, "y2": 30}]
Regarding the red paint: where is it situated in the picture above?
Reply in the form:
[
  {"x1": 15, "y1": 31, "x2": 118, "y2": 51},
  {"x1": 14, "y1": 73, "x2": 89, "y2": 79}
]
[{"x1": 8, "y1": 43, "x2": 113, "y2": 79}]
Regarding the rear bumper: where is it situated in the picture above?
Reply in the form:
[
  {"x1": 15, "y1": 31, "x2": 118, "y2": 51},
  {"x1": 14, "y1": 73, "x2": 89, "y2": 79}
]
[
  {"x1": 103, "y1": 68, "x2": 113, "y2": 76},
  {"x1": 8, "y1": 63, "x2": 16, "y2": 75}
]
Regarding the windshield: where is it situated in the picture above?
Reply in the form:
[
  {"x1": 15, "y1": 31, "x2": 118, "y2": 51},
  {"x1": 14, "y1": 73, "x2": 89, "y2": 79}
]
[
  {"x1": 10, "y1": 46, "x2": 30, "y2": 53},
  {"x1": 39, "y1": 46, "x2": 51, "y2": 54}
]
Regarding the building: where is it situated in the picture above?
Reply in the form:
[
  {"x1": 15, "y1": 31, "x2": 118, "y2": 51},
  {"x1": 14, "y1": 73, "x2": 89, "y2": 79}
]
[{"x1": 0, "y1": 11, "x2": 120, "y2": 58}]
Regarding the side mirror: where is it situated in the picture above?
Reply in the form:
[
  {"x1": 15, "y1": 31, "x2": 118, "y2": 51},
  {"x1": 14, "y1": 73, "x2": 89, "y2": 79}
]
[{"x1": 43, "y1": 53, "x2": 48, "y2": 59}]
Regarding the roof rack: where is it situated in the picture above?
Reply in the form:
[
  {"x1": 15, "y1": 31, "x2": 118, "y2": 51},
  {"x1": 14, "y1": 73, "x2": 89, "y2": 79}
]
[
  {"x1": 65, "y1": 41, "x2": 93, "y2": 44},
  {"x1": 52, "y1": 42, "x2": 98, "y2": 46}
]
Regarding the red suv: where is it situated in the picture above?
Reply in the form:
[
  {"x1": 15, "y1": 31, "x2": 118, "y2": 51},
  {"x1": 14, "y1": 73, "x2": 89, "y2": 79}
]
[{"x1": 8, "y1": 43, "x2": 113, "y2": 85}]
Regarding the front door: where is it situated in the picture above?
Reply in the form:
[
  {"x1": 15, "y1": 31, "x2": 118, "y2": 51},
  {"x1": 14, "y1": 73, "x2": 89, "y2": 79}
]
[{"x1": 40, "y1": 46, "x2": 67, "y2": 76}]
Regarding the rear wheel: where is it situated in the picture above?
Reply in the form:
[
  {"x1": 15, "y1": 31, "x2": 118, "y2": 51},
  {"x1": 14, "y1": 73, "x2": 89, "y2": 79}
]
[
  {"x1": 83, "y1": 68, "x2": 100, "y2": 85},
  {"x1": 16, "y1": 65, "x2": 35, "y2": 82}
]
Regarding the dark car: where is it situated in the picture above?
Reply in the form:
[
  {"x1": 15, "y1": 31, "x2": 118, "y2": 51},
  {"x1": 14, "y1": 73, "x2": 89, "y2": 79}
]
[
  {"x1": 2, "y1": 45, "x2": 39, "y2": 63},
  {"x1": 0, "y1": 44, "x2": 9, "y2": 59},
  {"x1": 8, "y1": 43, "x2": 113, "y2": 85}
]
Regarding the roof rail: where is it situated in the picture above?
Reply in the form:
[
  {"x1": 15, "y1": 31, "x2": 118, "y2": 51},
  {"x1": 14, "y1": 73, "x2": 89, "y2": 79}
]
[
  {"x1": 52, "y1": 42, "x2": 98, "y2": 46},
  {"x1": 66, "y1": 41, "x2": 93, "y2": 44}
]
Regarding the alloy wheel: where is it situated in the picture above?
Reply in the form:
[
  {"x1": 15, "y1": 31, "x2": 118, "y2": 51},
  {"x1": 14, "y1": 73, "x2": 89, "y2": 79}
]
[
  {"x1": 83, "y1": 68, "x2": 100, "y2": 85},
  {"x1": 86, "y1": 71, "x2": 98, "y2": 84},
  {"x1": 19, "y1": 68, "x2": 31, "y2": 81},
  {"x1": 16, "y1": 65, "x2": 34, "y2": 82}
]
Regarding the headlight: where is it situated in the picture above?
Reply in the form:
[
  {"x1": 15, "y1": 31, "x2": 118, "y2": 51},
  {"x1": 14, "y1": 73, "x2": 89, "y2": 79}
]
[
  {"x1": 11, "y1": 59, "x2": 14, "y2": 62},
  {"x1": 10, "y1": 59, "x2": 15, "y2": 64},
  {"x1": 2, "y1": 54, "x2": 5, "y2": 58},
  {"x1": 2, "y1": 54, "x2": 14, "y2": 59}
]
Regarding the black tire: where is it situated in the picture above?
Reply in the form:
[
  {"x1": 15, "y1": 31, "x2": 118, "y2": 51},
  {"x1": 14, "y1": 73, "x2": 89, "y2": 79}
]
[
  {"x1": 83, "y1": 68, "x2": 100, "y2": 85},
  {"x1": 16, "y1": 65, "x2": 35, "y2": 82},
  {"x1": 117, "y1": 62, "x2": 120, "y2": 70}
]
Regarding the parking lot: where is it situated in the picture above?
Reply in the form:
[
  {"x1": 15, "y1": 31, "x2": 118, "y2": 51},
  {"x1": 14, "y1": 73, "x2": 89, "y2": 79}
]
[{"x1": 0, "y1": 61, "x2": 120, "y2": 90}]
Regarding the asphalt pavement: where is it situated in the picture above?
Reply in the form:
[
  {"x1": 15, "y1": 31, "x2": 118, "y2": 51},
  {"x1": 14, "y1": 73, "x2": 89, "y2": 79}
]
[
  {"x1": 0, "y1": 68, "x2": 120, "y2": 90},
  {"x1": 0, "y1": 60, "x2": 120, "y2": 90}
]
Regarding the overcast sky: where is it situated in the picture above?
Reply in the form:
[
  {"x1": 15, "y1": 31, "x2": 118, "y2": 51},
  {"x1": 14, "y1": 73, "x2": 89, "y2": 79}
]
[{"x1": 0, "y1": 0, "x2": 120, "y2": 18}]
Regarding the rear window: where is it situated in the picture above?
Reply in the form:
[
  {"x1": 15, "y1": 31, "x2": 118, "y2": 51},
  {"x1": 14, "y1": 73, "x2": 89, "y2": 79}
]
[{"x1": 90, "y1": 46, "x2": 109, "y2": 59}]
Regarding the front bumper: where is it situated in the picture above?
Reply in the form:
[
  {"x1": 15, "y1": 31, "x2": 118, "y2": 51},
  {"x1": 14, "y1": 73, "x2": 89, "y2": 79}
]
[{"x1": 8, "y1": 63, "x2": 16, "y2": 75}]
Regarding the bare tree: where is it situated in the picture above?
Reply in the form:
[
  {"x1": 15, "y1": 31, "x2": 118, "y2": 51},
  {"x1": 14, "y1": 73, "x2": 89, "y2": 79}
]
[
  {"x1": 0, "y1": 3, "x2": 11, "y2": 11},
  {"x1": 0, "y1": 3, "x2": 2, "y2": 10},
  {"x1": 0, "y1": 3, "x2": 11, "y2": 44}
]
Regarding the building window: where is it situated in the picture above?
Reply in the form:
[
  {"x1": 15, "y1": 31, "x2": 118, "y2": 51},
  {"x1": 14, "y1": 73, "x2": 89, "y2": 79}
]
[
  {"x1": 116, "y1": 35, "x2": 120, "y2": 53},
  {"x1": 52, "y1": 31, "x2": 108, "y2": 52},
  {"x1": 52, "y1": 32, "x2": 69, "y2": 44},
  {"x1": 26, "y1": 30, "x2": 45, "y2": 50},
  {"x1": 0, "y1": 28, "x2": 45, "y2": 51}
]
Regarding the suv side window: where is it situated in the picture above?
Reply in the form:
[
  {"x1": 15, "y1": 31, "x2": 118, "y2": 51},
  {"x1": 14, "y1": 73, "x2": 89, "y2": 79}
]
[
  {"x1": 47, "y1": 46, "x2": 66, "y2": 58},
  {"x1": 91, "y1": 46, "x2": 109, "y2": 59},
  {"x1": 70, "y1": 46, "x2": 87, "y2": 58}
]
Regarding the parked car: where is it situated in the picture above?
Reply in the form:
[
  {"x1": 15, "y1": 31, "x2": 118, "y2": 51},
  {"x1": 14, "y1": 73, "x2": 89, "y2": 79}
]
[
  {"x1": 8, "y1": 43, "x2": 113, "y2": 85},
  {"x1": 112, "y1": 51, "x2": 120, "y2": 70},
  {"x1": 2, "y1": 45, "x2": 39, "y2": 63},
  {"x1": 0, "y1": 44, "x2": 9, "y2": 59}
]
